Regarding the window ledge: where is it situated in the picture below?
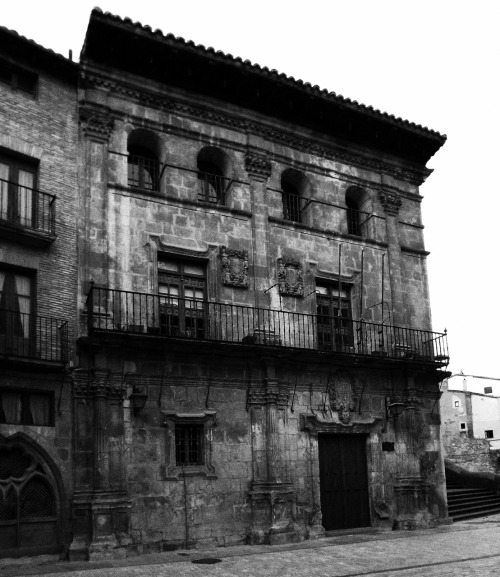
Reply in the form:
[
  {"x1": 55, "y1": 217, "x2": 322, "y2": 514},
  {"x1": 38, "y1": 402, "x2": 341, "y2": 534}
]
[
  {"x1": 162, "y1": 410, "x2": 217, "y2": 481},
  {"x1": 269, "y1": 216, "x2": 388, "y2": 248},
  {"x1": 110, "y1": 183, "x2": 252, "y2": 218}
]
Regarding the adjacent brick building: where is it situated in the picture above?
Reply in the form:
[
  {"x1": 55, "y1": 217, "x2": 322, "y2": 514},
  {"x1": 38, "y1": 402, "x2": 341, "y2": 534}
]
[
  {"x1": 0, "y1": 27, "x2": 78, "y2": 557},
  {"x1": 1, "y1": 8, "x2": 450, "y2": 561}
]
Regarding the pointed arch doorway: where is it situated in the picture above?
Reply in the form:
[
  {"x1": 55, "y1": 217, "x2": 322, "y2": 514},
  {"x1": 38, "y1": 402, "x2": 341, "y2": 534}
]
[{"x1": 0, "y1": 435, "x2": 62, "y2": 557}]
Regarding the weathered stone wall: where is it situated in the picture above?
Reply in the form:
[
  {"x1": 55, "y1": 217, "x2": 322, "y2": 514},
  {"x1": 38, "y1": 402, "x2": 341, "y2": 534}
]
[{"x1": 74, "y1": 42, "x2": 446, "y2": 557}]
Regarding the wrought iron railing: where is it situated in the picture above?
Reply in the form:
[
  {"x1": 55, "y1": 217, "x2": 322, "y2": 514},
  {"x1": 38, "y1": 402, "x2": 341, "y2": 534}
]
[
  {"x1": 127, "y1": 154, "x2": 160, "y2": 191},
  {"x1": 0, "y1": 309, "x2": 68, "y2": 363},
  {"x1": 197, "y1": 171, "x2": 228, "y2": 205},
  {"x1": 0, "y1": 178, "x2": 56, "y2": 235},
  {"x1": 87, "y1": 286, "x2": 449, "y2": 365}
]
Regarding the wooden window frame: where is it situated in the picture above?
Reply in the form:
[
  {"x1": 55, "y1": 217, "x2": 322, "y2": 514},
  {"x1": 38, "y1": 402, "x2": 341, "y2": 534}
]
[{"x1": 0, "y1": 389, "x2": 54, "y2": 427}]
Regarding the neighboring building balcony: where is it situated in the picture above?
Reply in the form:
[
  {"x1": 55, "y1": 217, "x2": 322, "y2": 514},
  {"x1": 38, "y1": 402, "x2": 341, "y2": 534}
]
[
  {"x1": 0, "y1": 309, "x2": 68, "y2": 365},
  {"x1": 0, "y1": 178, "x2": 56, "y2": 245},
  {"x1": 87, "y1": 286, "x2": 449, "y2": 366}
]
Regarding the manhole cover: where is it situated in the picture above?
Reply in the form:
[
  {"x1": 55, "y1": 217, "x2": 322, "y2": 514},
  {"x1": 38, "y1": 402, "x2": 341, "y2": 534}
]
[{"x1": 191, "y1": 558, "x2": 222, "y2": 565}]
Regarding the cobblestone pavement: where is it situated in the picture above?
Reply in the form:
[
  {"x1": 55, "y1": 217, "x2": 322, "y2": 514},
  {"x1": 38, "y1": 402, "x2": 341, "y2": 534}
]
[{"x1": 1, "y1": 515, "x2": 500, "y2": 577}]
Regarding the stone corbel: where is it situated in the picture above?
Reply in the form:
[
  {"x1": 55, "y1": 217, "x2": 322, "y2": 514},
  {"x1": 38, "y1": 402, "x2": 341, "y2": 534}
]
[
  {"x1": 379, "y1": 191, "x2": 402, "y2": 215},
  {"x1": 245, "y1": 152, "x2": 272, "y2": 181},
  {"x1": 80, "y1": 112, "x2": 114, "y2": 143}
]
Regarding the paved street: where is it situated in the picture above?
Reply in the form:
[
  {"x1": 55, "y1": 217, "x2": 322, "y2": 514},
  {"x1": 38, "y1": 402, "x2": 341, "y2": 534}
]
[{"x1": 1, "y1": 515, "x2": 500, "y2": 577}]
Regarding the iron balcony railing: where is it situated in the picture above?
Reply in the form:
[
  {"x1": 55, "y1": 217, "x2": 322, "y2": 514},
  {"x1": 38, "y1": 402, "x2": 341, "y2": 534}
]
[
  {"x1": 87, "y1": 286, "x2": 449, "y2": 365},
  {"x1": 0, "y1": 309, "x2": 68, "y2": 363},
  {"x1": 197, "y1": 171, "x2": 229, "y2": 205},
  {"x1": 0, "y1": 178, "x2": 56, "y2": 236}
]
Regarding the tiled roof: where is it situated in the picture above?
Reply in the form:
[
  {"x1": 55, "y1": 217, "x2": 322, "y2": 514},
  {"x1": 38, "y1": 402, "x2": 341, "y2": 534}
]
[
  {"x1": 0, "y1": 24, "x2": 78, "y2": 79},
  {"x1": 90, "y1": 7, "x2": 446, "y2": 142}
]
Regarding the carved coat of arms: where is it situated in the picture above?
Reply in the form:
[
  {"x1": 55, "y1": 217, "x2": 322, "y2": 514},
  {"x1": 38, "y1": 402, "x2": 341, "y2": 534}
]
[
  {"x1": 221, "y1": 246, "x2": 249, "y2": 288},
  {"x1": 277, "y1": 258, "x2": 303, "y2": 297},
  {"x1": 329, "y1": 373, "x2": 355, "y2": 424}
]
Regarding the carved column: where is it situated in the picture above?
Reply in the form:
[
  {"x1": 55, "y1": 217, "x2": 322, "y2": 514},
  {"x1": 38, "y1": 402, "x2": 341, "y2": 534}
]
[
  {"x1": 245, "y1": 153, "x2": 272, "y2": 309},
  {"x1": 70, "y1": 369, "x2": 131, "y2": 561},
  {"x1": 248, "y1": 358, "x2": 298, "y2": 545},
  {"x1": 379, "y1": 191, "x2": 405, "y2": 326}
]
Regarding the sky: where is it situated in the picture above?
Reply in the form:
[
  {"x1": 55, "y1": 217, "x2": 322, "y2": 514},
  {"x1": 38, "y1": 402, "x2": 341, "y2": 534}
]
[{"x1": 3, "y1": 0, "x2": 499, "y2": 377}]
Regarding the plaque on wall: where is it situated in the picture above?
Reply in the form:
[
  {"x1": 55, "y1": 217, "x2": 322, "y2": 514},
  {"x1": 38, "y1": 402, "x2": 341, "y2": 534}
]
[
  {"x1": 277, "y1": 258, "x2": 303, "y2": 297},
  {"x1": 221, "y1": 246, "x2": 249, "y2": 288}
]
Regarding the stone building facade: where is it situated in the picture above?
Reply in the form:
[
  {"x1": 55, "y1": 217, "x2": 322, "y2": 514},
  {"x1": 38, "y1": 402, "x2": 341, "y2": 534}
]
[
  {"x1": 0, "y1": 28, "x2": 78, "y2": 557},
  {"x1": 71, "y1": 9, "x2": 450, "y2": 559},
  {"x1": 1, "y1": 8, "x2": 450, "y2": 561}
]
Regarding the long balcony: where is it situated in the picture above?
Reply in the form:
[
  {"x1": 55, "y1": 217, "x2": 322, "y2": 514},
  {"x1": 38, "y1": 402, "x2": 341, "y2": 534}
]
[
  {"x1": 0, "y1": 178, "x2": 56, "y2": 244},
  {"x1": 0, "y1": 309, "x2": 68, "y2": 364},
  {"x1": 87, "y1": 286, "x2": 449, "y2": 366}
]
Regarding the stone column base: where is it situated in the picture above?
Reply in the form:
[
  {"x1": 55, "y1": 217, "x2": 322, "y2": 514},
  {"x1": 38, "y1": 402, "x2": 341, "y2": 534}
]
[
  {"x1": 70, "y1": 491, "x2": 131, "y2": 561},
  {"x1": 249, "y1": 482, "x2": 300, "y2": 545}
]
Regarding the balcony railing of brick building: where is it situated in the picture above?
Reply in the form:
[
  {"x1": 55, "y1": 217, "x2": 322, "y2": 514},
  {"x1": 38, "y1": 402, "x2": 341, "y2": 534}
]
[
  {"x1": 0, "y1": 178, "x2": 56, "y2": 237},
  {"x1": 87, "y1": 286, "x2": 449, "y2": 366},
  {"x1": 0, "y1": 309, "x2": 68, "y2": 363}
]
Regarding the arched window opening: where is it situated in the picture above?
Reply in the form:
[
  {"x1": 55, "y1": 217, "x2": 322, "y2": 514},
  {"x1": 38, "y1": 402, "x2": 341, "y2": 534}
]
[
  {"x1": 127, "y1": 130, "x2": 160, "y2": 192},
  {"x1": 346, "y1": 196, "x2": 361, "y2": 236},
  {"x1": 345, "y1": 187, "x2": 368, "y2": 237},
  {"x1": 197, "y1": 147, "x2": 229, "y2": 205},
  {"x1": 281, "y1": 169, "x2": 308, "y2": 224}
]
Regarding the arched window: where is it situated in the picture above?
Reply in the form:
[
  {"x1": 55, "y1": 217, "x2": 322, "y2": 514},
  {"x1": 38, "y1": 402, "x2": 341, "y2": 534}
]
[
  {"x1": 127, "y1": 130, "x2": 160, "y2": 192},
  {"x1": 345, "y1": 186, "x2": 367, "y2": 237},
  {"x1": 281, "y1": 169, "x2": 309, "y2": 224},
  {"x1": 197, "y1": 147, "x2": 229, "y2": 205}
]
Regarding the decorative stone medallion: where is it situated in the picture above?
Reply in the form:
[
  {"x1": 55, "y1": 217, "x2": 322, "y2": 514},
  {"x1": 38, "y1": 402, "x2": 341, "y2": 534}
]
[
  {"x1": 329, "y1": 372, "x2": 356, "y2": 424},
  {"x1": 277, "y1": 258, "x2": 303, "y2": 297},
  {"x1": 221, "y1": 246, "x2": 249, "y2": 288}
]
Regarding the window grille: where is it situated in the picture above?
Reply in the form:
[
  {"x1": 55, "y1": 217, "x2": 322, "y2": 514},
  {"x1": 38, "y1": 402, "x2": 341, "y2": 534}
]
[
  {"x1": 175, "y1": 423, "x2": 204, "y2": 465},
  {"x1": 20, "y1": 477, "x2": 55, "y2": 518}
]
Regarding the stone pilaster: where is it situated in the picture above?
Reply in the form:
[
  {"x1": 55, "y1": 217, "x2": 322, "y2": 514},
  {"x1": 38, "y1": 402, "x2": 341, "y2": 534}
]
[
  {"x1": 379, "y1": 191, "x2": 405, "y2": 326},
  {"x1": 79, "y1": 111, "x2": 114, "y2": 293},
  {"x1": 248, "y1": 358, "x2": 298, "y2": 545},
  {"x1": 70, "y1": 369, "x2": 131, "y2": 561},
  {"x1": 245, "y1": 152, "x2": 272, "y2": 309}
]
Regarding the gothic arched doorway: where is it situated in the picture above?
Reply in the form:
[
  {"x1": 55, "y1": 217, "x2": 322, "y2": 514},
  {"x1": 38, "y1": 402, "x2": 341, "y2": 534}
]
[{"x1": 0, "y1": 436, "x2": 62, "y2": 557}]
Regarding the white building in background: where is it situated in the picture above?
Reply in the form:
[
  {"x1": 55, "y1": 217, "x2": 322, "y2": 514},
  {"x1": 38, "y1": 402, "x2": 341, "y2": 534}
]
[{"x1": 442, "y1": 373, "x2": 500, "y2": 450}]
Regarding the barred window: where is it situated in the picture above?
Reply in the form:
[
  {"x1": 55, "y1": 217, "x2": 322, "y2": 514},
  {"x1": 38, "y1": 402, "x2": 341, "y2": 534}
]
[{"x1": 175, "y1": 423, "x2": 204, "y2": 465}]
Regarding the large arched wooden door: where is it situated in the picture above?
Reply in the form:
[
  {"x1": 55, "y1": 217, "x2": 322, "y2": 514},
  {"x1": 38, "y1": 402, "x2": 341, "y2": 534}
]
[{"x1": 0, "y1": 440, "x2": 61, "y2": 557}]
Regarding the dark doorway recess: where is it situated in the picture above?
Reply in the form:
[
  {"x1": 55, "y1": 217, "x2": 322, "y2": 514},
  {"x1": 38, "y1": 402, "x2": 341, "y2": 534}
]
[{"x1": 318, "y1": 434, "x2": 370, "y2": 530}]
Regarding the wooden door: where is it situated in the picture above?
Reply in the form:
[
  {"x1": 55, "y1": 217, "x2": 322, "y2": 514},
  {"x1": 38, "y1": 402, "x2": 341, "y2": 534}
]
[{"x1": 318, "y1": 434, "x2": 370, "y2": 530}]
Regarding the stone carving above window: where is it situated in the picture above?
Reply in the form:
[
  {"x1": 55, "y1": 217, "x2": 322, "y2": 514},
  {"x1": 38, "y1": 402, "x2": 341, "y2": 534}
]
[
  {"x1": 221, "y1": 246, "x2": 249, "y2": 288},
  {"x1": 329, "y1": 372, "x2": 356, "y2": 424},
  {"x1": 277, "y1": 258, "x2": 303, "y2": 297}
]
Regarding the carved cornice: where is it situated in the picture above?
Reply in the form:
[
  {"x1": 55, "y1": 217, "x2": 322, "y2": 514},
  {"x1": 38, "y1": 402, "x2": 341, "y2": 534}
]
[
  {"x1": 379, "y1": 191, "x2": 402, "y2": 215},
  {"x1": 300, "y1": 413, "x2": 382, "y2": 435},
  {"x1": 244, "y1": 153, "x2": 272, "y2": 180},
  {"x1": 73, "y1": 369, "x2": 126, "y2": 398},
  {"x1": 82, "y1": 73, "x2": 430, "y2": 186},
  {"x1": 80, "y1": 111, "x2": 114, "y2": 142},
  {"x1": 248, "y1": 381, "x2": 289, "y2": 407},
  {"x1": 221, "y1": 246, "x2": 249, "y2": 288}
]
